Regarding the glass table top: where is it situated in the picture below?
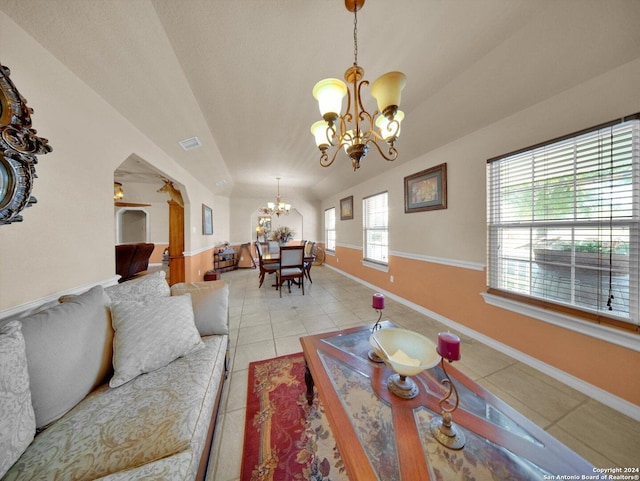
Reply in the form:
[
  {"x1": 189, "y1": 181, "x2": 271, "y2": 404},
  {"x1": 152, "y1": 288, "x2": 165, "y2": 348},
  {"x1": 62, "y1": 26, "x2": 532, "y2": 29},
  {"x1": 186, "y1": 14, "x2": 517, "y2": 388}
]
[
  {"x1": 322, "y1": 329, "x2": 541, "y2": 444},
  {"x1": 310, "y1": 323, "x2": 593, "y2": 480}
]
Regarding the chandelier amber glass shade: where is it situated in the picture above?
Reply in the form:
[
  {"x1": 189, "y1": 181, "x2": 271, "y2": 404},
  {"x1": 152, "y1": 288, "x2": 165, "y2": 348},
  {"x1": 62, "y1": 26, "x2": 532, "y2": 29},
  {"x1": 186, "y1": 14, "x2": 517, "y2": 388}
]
[
  {"x1": 311, "y1": 120, "x2": 330, "y2": 149},
  {"x1": 371, "y1": 71, "x2": 406, "y2": 118},
  {"x1": 375, "y1": 110, "x2": 404, "y2": 141},
  {"x1": 313, "y1": 78, "x2": 347, "y2": 124}
]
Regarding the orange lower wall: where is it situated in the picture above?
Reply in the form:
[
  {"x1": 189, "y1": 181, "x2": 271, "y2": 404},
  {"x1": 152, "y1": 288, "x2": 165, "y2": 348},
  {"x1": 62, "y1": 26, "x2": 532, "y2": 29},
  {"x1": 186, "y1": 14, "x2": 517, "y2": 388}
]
[
  {"x1": 184, "y1": 248, "x2": 216, "y2": 283},
  {"x1": 326, "y1": 246, "x2": 640, "y2": 406},
  {"x1": 184, "y1": 244, "x2": 253, "y2": 282},
  {"x1": 149, "y1": 244, "x2": 168, "y2": 265}
]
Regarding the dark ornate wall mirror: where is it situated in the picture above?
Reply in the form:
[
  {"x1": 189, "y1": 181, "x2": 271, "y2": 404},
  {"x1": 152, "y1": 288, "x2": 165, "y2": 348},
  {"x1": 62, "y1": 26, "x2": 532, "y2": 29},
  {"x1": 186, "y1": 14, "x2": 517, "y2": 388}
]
[{"x1": 0, "y1": 63, "x2": 52, "y2": 225}]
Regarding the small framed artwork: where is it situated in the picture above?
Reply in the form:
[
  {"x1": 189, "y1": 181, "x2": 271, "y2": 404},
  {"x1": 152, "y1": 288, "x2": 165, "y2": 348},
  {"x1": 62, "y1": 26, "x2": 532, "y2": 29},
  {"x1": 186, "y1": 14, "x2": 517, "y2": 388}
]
[
  {"x1": 258, "y1": 216, "x2": 271, "y2": 231},
  {"x1": 202, "y1": 204, "x2": 213, "y2": 235},
  {"x1": 404, "y1": 163, "x2": 447, "y2": 213},
  {"x1": 340, "y1": 195, "x2": 354, "y2": 220}
]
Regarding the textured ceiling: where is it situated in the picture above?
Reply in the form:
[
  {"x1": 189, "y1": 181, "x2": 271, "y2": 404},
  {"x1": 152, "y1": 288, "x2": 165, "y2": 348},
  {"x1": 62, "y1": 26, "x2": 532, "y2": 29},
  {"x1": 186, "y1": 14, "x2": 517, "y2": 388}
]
[{"x1": 2, "y1": 0, "x2": 640, "y2": 201}]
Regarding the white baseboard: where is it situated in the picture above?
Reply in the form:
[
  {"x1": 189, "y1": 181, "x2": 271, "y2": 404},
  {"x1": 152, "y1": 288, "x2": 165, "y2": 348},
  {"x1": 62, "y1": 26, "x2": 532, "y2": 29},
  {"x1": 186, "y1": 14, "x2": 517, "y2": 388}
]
[
  {"x1": 0, "y1": 276, "x2": 120, "y2": 322},
  {"x1": 326, "y1": 264, "x2": 640, "y2": 422}
]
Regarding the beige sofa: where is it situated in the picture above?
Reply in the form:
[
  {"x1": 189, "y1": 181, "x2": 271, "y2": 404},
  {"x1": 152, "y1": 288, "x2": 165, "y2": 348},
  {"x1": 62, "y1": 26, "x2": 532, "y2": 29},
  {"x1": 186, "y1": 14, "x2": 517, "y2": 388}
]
[{"x1": 0, "y1": 271, "x2": 229, "y2": 481}]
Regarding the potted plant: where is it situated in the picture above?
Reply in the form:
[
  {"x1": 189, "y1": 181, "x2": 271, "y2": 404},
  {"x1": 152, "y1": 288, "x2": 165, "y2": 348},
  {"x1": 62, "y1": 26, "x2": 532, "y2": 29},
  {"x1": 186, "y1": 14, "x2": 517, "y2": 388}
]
[{"x1": 533, "y1": 240, "x2": 629, "y2": 274}]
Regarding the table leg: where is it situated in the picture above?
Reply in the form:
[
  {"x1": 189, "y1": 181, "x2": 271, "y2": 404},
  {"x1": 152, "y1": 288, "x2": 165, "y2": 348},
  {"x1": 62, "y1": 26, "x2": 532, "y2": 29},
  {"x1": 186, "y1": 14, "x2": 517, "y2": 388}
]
[{"x1": 304, "y1": 361, "x2": 314, "y2": 406}]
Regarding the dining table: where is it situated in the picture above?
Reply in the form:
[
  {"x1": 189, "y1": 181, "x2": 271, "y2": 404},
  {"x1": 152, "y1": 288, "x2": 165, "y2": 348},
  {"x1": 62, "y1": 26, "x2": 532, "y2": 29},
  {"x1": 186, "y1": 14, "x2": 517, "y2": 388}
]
[{"x1": 260, "y1": 250, "x2": 316, "y2": 286}]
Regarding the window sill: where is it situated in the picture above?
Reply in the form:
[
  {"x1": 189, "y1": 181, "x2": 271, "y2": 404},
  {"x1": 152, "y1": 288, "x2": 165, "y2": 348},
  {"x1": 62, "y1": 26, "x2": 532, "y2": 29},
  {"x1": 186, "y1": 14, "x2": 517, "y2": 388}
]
[
  {"x1": 362, "y1": 259, "x2": 389, "y2": 272},
  {"x1": 480, "y1": 292, "x2": 639, "y2": 352}
]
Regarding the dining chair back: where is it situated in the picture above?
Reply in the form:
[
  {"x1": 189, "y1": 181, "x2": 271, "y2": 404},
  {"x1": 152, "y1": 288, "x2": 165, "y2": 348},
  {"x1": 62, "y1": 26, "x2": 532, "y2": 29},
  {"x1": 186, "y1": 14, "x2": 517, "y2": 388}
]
[
  {"x1": 303, "y1": 241, "x2": 316, "y2": 283},
  {"x1": 255, "y1": 241, "x2": 279, "y2": 288},
  {"x1": 276, "y1": 245, "x2": 305, "y2": 297},
  {"x1": 268, "y1": 241, "x2": 280, "y2": 253}
]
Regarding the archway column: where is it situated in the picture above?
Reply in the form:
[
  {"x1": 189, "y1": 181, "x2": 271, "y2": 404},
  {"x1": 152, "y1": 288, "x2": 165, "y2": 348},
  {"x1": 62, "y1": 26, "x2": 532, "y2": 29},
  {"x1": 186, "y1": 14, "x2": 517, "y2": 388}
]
[{"x1": 168, "y1": 200, "x2": 185, "y2": 285}]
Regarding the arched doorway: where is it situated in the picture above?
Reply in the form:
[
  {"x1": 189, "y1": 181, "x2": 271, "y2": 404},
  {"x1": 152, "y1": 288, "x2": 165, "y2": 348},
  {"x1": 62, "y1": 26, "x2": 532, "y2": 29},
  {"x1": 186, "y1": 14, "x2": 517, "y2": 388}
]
[
  {"x1": 114, "y1": 154, "x2": 187, "y2": 285},
  {"x1": 116, "y1": 208, "x2": 149, "y2": 244}
]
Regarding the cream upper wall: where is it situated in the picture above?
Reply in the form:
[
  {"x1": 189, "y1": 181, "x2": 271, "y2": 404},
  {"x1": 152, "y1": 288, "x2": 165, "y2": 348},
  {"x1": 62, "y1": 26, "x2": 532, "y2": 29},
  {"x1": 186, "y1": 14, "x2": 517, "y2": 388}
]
[
  {"x1": 185, "y1": 189, "x2": 230, "y2": 253},
  {"x1": 0, "y1": 12, "x2": 228, "y2": 311},
  {"x1": 322, "y1": 57, "x2": 640, "y2": 264}
]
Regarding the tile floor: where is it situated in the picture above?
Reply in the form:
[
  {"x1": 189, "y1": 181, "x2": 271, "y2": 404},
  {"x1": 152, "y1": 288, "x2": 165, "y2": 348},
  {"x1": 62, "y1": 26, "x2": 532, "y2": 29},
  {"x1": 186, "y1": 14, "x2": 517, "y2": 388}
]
[{"x1": 206, "y1": 266, "x2": 640, "y2": 481}]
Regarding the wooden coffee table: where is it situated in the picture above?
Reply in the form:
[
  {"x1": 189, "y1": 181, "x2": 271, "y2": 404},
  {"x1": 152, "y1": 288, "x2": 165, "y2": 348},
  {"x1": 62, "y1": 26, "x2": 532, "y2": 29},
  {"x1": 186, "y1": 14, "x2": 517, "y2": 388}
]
[{"x1": 300, "y1": 321, "x2": 593, "y2": 481}]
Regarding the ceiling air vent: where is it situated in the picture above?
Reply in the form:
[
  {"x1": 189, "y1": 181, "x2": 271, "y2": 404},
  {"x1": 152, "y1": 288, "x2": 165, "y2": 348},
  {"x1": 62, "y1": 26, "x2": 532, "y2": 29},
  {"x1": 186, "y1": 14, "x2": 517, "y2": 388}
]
[{"x1": 178, "y1": 136, "x2": 202, "y2": 151}]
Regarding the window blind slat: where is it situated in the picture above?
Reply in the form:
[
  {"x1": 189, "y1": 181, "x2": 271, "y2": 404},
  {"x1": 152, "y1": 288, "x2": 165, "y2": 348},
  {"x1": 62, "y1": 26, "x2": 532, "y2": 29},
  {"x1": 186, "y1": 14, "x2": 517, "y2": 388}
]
[{"x1": 487, "y1": 119, "x2": 639, "y2": 326}]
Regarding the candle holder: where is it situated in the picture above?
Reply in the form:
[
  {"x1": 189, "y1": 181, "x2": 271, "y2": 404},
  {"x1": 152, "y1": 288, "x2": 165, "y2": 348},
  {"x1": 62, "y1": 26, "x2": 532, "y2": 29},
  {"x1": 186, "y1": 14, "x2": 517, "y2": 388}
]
[
  {"x1": 368, "y1": 309, "x2": 384, "y2": 362},
  {"x1": 368, "y1": 293, "x2": 385, "y2": 362},
  {"x1": 430, "y1": 357, "x2": 466, "y2": 450}
]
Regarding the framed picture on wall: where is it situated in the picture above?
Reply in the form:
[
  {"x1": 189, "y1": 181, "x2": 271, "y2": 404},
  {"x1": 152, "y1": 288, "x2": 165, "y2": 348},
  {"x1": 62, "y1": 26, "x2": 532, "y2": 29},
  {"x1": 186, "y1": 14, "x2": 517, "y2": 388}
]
[
  {"x1": 340, "y1": 195, "x2": 354, "y2": 220},
  {"x1": 258, "y1": 216, "x2": 272, "y2": 231},
  {"x1": 202, "y1": 204, "x2": 213, "y2": 235},
  {"x1": 404, "y1": 163, "x2": 447, "y2": 213}
]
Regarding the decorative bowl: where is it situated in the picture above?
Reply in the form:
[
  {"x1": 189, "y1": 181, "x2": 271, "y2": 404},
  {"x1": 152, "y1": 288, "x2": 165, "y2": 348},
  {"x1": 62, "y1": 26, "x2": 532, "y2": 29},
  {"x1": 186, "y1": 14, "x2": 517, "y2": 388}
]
[{"x1": 370, "y1": 328, "x2": 440, "y2": 377}]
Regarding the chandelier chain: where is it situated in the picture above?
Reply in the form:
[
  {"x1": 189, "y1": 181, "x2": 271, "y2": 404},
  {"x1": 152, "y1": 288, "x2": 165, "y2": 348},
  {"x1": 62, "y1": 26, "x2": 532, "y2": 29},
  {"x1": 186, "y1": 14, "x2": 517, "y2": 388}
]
[{"x1": 353, "y1": 5, "x2": 358, "y2": 65}]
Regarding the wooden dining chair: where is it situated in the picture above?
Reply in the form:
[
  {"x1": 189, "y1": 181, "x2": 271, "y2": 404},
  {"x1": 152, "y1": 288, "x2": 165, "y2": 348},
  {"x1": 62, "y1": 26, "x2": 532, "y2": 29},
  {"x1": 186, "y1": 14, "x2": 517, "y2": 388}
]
[
  {"x1": 255, "y1": 241, "x2": 279, "y2": 288},
  {"x1": 276, "y1": 245, "x2": 305, "y2": 297},
  {"x1": 303, "y1": 241, "x2": 315, "y2": 283}
]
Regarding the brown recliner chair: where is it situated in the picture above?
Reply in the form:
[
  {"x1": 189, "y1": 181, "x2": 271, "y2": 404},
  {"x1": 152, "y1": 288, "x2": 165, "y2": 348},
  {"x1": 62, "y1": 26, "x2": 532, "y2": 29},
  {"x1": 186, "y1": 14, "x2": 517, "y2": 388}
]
[
  {"x1": 115, "y1": 243, "x2": 155, "y2": 282},
  {"x1": 129, "y1": 243, "x2": 155, "y2": 275},
  {"x1": 115, "y1": 244, "x2": 137, "y2": 282}
]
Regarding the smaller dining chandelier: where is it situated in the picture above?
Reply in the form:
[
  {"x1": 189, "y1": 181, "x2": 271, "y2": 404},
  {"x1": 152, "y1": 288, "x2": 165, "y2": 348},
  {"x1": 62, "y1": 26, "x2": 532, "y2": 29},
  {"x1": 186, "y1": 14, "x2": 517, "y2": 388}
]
[
  {"x1": 114, "y1": 182, "x2": 124, "y2": 200},
  {"x1": 260, "y1": 177, "x2": 291, "y2": 217},
  {"x1": 311, "y1": 0, "x2": 406, "y2": 171}
]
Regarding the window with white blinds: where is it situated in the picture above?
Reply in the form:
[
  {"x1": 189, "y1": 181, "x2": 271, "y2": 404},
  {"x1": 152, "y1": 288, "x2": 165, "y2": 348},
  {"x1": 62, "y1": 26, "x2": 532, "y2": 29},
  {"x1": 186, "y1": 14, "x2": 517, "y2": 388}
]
[
  {"x1": 487, "y1": 115, "x2": 639, "y2": 327},
  {"x1": 363, "y1": 192, "x2": 388, "y2": 264},
  {"x1": 325, "y1": 207, "x2": 336, "y2": 252}
]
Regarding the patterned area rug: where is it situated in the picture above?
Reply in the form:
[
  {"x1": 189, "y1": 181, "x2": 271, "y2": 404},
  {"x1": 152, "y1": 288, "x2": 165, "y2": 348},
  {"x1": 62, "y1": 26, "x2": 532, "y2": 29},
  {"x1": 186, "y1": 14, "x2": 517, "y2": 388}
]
[{"x1": 241, "y1": 353, "x2": 349, "y2": 481}]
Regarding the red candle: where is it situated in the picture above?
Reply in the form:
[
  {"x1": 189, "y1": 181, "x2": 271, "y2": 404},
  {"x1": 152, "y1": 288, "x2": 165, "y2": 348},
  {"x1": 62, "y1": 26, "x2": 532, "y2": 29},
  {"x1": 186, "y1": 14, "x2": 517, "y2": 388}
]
[
  {"x1": 372, "y1": 293, "x2": 385, "y2": 310},
  {"x1": 437, "y1": 332, "x2": 461, "y2": 361}
]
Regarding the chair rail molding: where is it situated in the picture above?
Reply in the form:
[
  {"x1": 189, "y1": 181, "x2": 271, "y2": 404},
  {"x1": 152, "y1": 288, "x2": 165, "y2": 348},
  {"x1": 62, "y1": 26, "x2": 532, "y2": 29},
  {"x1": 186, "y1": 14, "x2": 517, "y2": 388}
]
[
  {"x1": 0, "y1": 276, "x2": 120, "y2": 322},
  {"x1": 183, "y1": 244, "x2": 218, "y2": 257},
  {"x1": 390, "y1": 250, "x2": 485, "y2": 271},
  {"x1": 335, "y1": 242, "x2": 362, "y2": 250},
  {"x1": 334, "y1": 244, "x2": 485, "y2": 272}
]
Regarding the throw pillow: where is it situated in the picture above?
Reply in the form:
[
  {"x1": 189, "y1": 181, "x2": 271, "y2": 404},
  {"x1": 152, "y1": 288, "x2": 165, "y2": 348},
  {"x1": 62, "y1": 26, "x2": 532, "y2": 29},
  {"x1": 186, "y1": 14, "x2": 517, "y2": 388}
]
[
  {"x1": 109, "y1": 294, "x2": 204, "y2": 388},
  {"x1": 0, "y1": 321, "x2": 36, "y2": 478},
  {"x1": 170, "y1": 280, "x2": 229, "y2": 336},
  {"x1": 104, "y1": 270, "x2": 170, "y2": 303},
  {"x1": 11, "y1": 285, "x2": 113, "y2": 429}
]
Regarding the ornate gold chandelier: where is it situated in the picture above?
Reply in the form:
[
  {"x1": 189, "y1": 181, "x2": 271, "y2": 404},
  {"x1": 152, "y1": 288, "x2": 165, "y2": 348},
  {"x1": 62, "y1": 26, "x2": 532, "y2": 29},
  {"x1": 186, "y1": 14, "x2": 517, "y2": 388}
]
[
  {"x1": 310, "y1": 0, "x2": 406, "y2": 171},
  {"x1": 260, "y1": 177, "x2": 291, "y2": 217}
]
